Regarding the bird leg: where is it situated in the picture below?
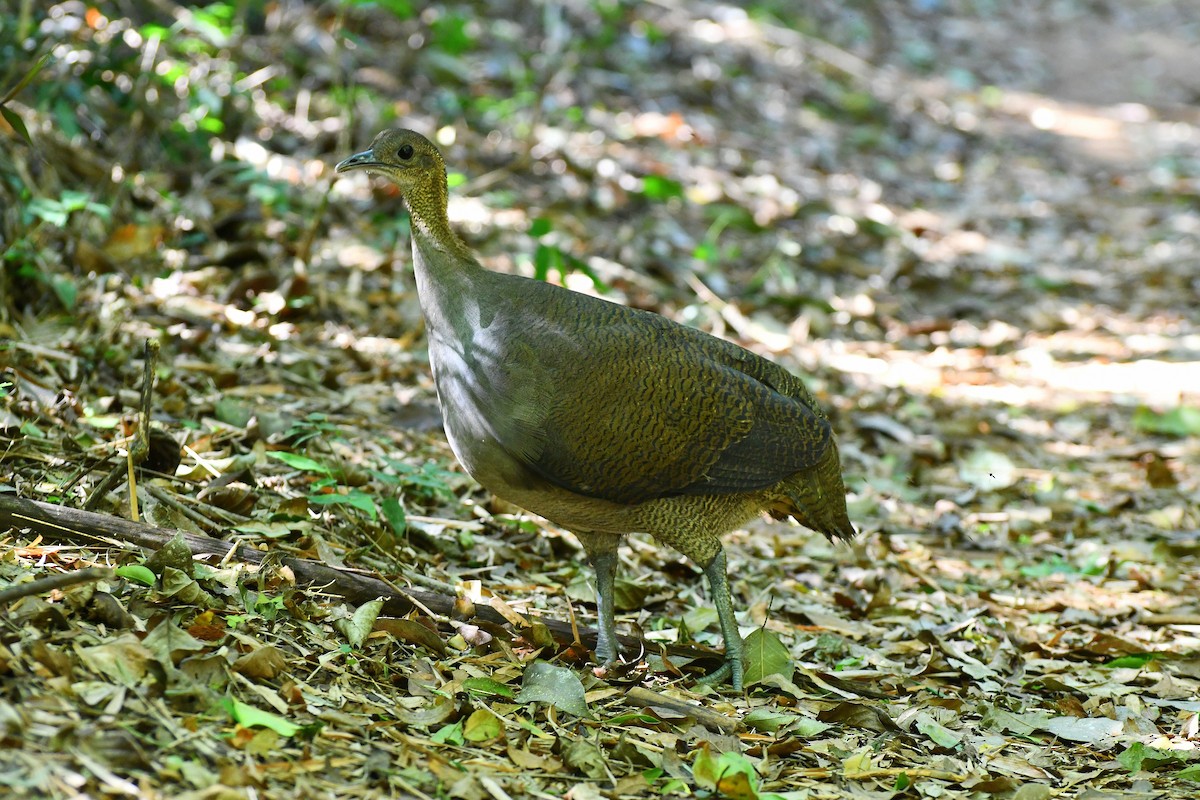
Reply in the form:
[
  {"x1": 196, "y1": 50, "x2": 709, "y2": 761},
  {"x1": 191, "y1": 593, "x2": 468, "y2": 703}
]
[
  {"x1": 695, "y1": 549, "x2": 744, "y2": 691},
  {"x1": 577, "y1": 531, "x2": 621, "y2": 665},
  {"x1": 583, "y1": 535, "x2": 744, "y2": 690}
]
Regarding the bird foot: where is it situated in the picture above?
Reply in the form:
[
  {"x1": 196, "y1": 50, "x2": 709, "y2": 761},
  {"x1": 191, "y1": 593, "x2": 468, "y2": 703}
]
[
  {"x1": 593, "y1": 642, "x2": 619, "y2": 668},
  {"x1": 694, "y1": 657, "x2": 743, "y2": 692},
  {"x1": 591, "y1": 649, "x2": 639, "y2": 683}
]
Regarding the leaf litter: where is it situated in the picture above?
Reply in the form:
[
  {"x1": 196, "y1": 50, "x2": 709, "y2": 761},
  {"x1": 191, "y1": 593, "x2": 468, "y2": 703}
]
[{"x1": 1, "y1": 1, "x2": 1199, "y2": 798}]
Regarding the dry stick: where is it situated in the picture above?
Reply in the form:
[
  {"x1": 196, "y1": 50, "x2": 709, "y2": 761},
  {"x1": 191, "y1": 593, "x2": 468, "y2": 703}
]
[
  {"x1": 141, "y1": 480, "x2": 255, "y2": 533},
  {"x1": 625, "y1": 686, "x2": 737, "y2": 732},
  {"x1": 83, "y1": 339, "x2": 161, "y2": 512},
  {"x1": 0, "y1": 566, "x2": 115, "y2": 606},
  {"x1": 0, "y1": 493, "x2": 722, "y2": 667},
  {"x1": 296, "y1": 184, "x2": 331, "y2": 266},
  {"x1": 82, "y1": 456, "x2": 129, "y2": 511},
  {"x1": 126, "y1": 339, "x2": 160, "y2": 522},
  {"x1": 1143, "y1": 614, "x2": 1200, "y2": 626}
]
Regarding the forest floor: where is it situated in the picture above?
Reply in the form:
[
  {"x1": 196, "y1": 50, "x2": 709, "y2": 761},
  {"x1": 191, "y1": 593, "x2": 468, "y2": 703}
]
[{"x1": 1, "y1": 1, "x2": 1199, "y2": 798}]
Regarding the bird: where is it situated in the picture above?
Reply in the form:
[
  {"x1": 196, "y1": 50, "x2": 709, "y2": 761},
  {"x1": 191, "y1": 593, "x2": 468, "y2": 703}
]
[{"x1": 336, "y1": 129, "x2": 855, "y2": 690}]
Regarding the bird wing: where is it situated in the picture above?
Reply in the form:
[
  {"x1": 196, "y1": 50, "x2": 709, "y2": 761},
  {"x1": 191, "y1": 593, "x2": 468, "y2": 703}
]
[{"x1": 493, "y1": 288, "x2": 834, "y2": 506}]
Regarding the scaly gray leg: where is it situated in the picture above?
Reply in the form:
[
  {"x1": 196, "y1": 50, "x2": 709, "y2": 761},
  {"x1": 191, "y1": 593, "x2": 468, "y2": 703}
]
[
  {"x1": 696, "y1": 549, "x2": 744, "y2": 691},
  {"x1": 576, "y1": 532, "x2": 621, "y2": 664}
]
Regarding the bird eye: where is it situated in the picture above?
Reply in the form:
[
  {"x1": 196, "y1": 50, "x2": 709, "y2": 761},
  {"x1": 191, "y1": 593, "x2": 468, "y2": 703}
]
[{"x1": 398, "y1": 144, "x2": 414, "y2": 160}]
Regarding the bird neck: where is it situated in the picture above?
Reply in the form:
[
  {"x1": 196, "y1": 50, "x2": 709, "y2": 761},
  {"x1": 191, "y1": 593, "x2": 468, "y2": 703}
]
[
  {"x1": 403, "y1": 172, "x2": 474, "y2": 262},
  {"x1": 410, "y1": 218, "x2": 487, "y2": 370},
  {"x1": 406, "y1": 172, "x2": 486, "y2": 346}
]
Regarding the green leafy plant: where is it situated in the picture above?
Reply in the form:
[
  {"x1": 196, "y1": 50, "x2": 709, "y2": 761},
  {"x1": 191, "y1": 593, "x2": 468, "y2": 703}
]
[
  {"x1": 637, "y1": 174, "x2": 684, "y2": 202},
  {"x1": 343, "y1": 0, "x2": 415, "y2": 21},
  {"x1": 267, "y1": 449, "x2": 381, "y2": 521},
  {"x1": 693, "y1": 203, "x2": 759, "y2": 267},
  {"x1": 527, "y1": 217, "x2": 610, "y2": 291},
  {"x1": 1133, "y1": 405, "x2": 1200, "y2": 437},
  {"x1": 375, "y1": 458, "x2": 462, "y2": 505},
  {"x1": 428, "y1": 12, "x2": 476, "y2": 55},
  {"x1": 1119, "y1": 741, "x2": 1200, "y2": 781},
  {"x1": 693, "y1": 744, "x2": 790, "y2": 800},
  {"x1": 284, "y1": 412, "x2": 344, "y2": 448},
  {"x1": 25, "y1": 190, "x2": 111, "y2": 228},
  {"x1": 0, "y1": 52, "x2": 50, "y2": 145},
  {"x1": 1019, "y1": 554, "x2": 1106, "y2": 579},
  {"x1": 5, "y1": 233, "x2": 79, "y2": 311}
]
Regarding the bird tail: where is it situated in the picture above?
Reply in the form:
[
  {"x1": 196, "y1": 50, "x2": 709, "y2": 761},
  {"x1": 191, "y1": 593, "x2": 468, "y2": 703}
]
[{"x1": 771, "y1": 443, "x2": 856, "y2": 542}]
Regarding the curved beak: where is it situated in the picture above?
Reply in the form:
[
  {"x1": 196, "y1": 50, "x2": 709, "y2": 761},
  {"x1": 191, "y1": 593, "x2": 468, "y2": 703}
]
[{"x1": 335, "y1": 148, "x2": 380, "y2": 173}]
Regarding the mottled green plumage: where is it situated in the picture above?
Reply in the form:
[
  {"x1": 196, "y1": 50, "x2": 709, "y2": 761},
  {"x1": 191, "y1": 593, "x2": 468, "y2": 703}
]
[{"x1": 337, "y1": 129, "x2": 855, "y2": 690}]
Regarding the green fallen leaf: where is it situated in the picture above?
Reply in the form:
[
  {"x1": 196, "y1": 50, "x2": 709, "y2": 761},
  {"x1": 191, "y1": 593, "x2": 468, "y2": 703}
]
[
  {"x1": 308, "y1": 491, "x2": 377, "y2": 520},
  {"x1": 1119, "y1": 742, "x2": 1146, "y2": 773},
  {"x1": 431, "y1": 720, "x2": 464, "y2": 745},
  {"x1": 115, "y1": 565, "x2": 156, "y2": 587},
  {"x1": 561, "y1": 737, "x2": 607, "y2": 780},
  {"x1": 463, "y1": 676, "x2": 515, "y2": 699},
  {"x1": 1103, "y1": 653, "x2": 1158, "y2": 669},
  {"x1": 742, "y1": 627, "x2": 793, "y2": 687},
  {"x1": 463, "y1": 708, "x2": 503, "y2": 742},
  {"x1": 223, "y1": 697, "x2": 300, "y2": 737},
  {"x1": 1177, "y1": 764, "x2": 1200, "y2": 783},
  {"x1": 693, "y1": 745, "x2": 762, "y2": 799},
  {"x1": 267, "y1": 451, "x2": 331, "y2": 474},
  {"x1": 742, "y1": 708, "x2": 792, "y2": 734},
  {"x1": 515, "y1": 661, "x2": 590, "y2": 718},
  {"x1": 914, "y1": 711, "x2": 962, "y2": 749},
  {"x1": 335, "y1": 598, "x2": 383, "y2": 648}
]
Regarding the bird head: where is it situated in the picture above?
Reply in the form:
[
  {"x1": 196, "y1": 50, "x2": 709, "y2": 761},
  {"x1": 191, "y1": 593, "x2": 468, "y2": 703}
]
[
  {"x1": 335, "y1": 129, "x2": 445, "y2": 192},
  {"x1": 336, "y1": 129, "x2": 467, "y2": 254}
]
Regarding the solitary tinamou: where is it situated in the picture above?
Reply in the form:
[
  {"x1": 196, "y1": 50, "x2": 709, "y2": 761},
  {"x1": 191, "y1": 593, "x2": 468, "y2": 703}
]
[{"x1": 337, "y1": 129, "x2": 856, "y2": 690}]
